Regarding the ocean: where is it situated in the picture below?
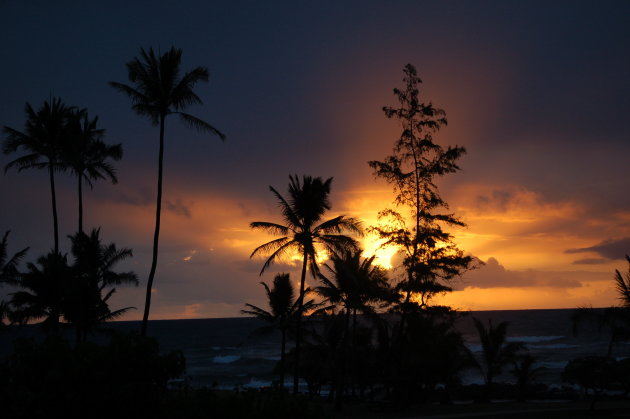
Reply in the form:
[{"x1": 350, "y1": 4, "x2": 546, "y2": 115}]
[{"x1": 1, "y1": 309, "x2": 626, "y2": 391}]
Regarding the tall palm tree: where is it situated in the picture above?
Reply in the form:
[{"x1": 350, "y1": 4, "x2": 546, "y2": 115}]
[
  {"x1": 10, "y1": 251, "x2": 70, "y2": 333},
  {"x1": 66, "y1": 228, "x2": 138, "y2": 342},
  {"x1": 110, "y1": 46, "x2": 225, "y2": 336},
  {"x1": 242, "y1": 273, "x2": 313, "y2": 388},
  {"x1": 3, "y1": 98, "x2": 73, "y2": 253},
  {"x1": 65, "y1": 109, "x2": 122, "y2": 233},
  {"x1": 250, "y1": 174, "x2": 362, "y2": 394},
  {"x1": 472, "y1": 317, "x2": 524, "y2": 400}
]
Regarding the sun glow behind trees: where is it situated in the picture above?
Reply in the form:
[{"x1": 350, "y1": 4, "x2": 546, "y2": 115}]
[{"x1": 69, "y1": 175, "x2": 623, "y2": 320}]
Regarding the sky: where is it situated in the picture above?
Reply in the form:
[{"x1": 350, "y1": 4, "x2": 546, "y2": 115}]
[{"x1": 1, "y1": 0, "x2": 630, "y2": 320}]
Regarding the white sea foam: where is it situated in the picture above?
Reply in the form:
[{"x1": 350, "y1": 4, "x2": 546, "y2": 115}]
[
  {"x1": 540, "y1": 361, "x2": 568, "y2": 369},
  {"x1": 243, "y1": 378, "x2": 272, "y2": 388},
  {"x1": 465, "y1": 343, "x2": 482, "y2": 353},
  {"x1": 212, "y1": 355, "x2": 241, "y2": 364}
]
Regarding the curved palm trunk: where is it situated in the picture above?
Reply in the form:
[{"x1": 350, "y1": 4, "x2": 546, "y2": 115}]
[
  {"x1": 48, "y1": 162, "x2": 59, "y2": 253},
  {"x1": 293, "y1": 252, "x2": 308, "y2": 394},
  {"x1": 78, "y1": 175, "x2": 83, "y2": 233},
  {"x1": 141, "y1": 115, "x2": 165, "y2": 336}
]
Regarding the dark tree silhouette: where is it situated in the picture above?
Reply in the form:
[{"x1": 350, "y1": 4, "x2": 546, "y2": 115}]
[
  {"x1": 0, "y1": 231, "x2": 29, "y2": 284},
  {"x1": 110, "y1": 46, "x2": 225, "y2": 336},
  {"x1": 511, "y1": 354, "x2": 545, "y2": 401},
  {"x1": 250, "y1": 174, "x2": 362, "y2": 394},
  {"x1": 472, "y1": 317, "x2": 524, "y2": 400},
  {"x1": 317, "y1": 249, "x2": 389, "y2": 323},
  {"x1": 242, "y1": 273, "x2": 314, "y2": 388},
  {"x1": 10, "y1": 251, "x2": 70, "y2": 333},
  {"x1": 65, "y1": 109, "x2": 122, "y2": 233},
  {"x1": 572, "y1": 258, "x2": 630, "y2": 357},
  {"x1": 316, "y1": 249, "x2": 389, "y2": 404},
  {"x1": 0, "y1": 231, "x2": 29, "y2": 328},
  {"x1": 614, "y1": 255, "x2": 630, "y2": 308},
  {"x1": 3, "y1": 98, "x2": 73, "y2": 253},
  {"x1": 368, "y1": 64, "x2": 473, "y2": 330},
  {"x1": 572, "y1": 306, "x2": 630, "y2": 357},
  {"x1": 66, "y1": 228, "x2": 138, "y2": 342}
]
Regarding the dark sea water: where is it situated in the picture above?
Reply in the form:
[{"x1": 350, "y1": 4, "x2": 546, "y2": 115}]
[{"x1": 1, "y1": 309, "x2": 626, "y2": 391}]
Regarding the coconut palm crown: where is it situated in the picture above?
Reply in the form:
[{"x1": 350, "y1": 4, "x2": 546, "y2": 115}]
[
  {"x1": 3, "y1": 98, "x2": 73, "y2": 253},
  {"x1": 250, "y1": 174, "x2": 362, "y2": 394},
  {"x1": 65, "y1": 109, "x2": 122, "y2": 233}
]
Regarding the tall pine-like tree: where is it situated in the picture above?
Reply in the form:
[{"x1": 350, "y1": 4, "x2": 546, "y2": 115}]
[{"x1": 368, "y1": 64, "x2": 473, "y2": 324}]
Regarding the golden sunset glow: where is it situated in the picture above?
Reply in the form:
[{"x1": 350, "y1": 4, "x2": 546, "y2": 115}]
[
  {"x1": 361, "y1": 233, "x2": 398, "y2": 269},
  {"x1": 2, "y1": 1, "x2": 628, "y2": 324},
  {"x1": 80, "y1": 168, "x2": 625, "y2": 321}
]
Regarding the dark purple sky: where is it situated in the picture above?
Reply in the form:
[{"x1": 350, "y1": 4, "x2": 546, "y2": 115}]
[{"x1": 2, "y1": 1, "x2": 629, "y2": 318}]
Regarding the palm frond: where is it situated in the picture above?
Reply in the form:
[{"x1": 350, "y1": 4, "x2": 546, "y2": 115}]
[
  {"x1": 614, "y1": 256, "x2": 630, "y2": 308},
  {"x1": 315, "y1": 215, "x2": 363, "y2": 236},
  {"x1": 177, "y1": 112, "x2": 226, "y2": 140},
  {"x1": 258, "y1": 240, "x2": 298, "y2": 275},
  {"x1": 108, "y1": 82, "x2": 149, "y2": 104},
  {"x1": 241, "y1": 303, "x2": 274, "y2": 321},
  {"x1": 0, "y1": 231, "x2": 29, "y2": 284},
  {"x1": 250, "y1": 236, "x2": 292, "y2": 258},
  {"x1": 319, "y1": 234, "x2": 360, "y2": 255},
  {"x1": 269, "y1": 186, "x2": 301, "y2": 228},
  {"x1": 171, "y1": 67, "x2": 209, "y2": 109},
  {"x1": 101, "y1": 306, "x2": 136, "y2": 322},
  {"x1": 250, "y1": 221, "x2": 289, "y2": 236},
  {"x1": 4, "y1": 153, "x2": 46, "y2": 173}
]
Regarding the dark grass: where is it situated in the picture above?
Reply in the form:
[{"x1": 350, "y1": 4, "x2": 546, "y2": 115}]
[{"x1": 155, "y1": 389, "x2": 630, "y2": 419}]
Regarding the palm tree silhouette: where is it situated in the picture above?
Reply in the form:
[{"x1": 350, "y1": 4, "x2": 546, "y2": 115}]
[
  {"x1": 316, "y1": 249, "x2": 390, "y2": 400},
  {"x1": 66, "y1": 228, "x2": 138, "y2": 342},
  {"x1": 0, "y1": 231, "x2": 29, "y2": 328},
  {"x1": 0, "y1": 231, "x2": 29, "y2": 284},
  {"x1": 65, "y1": 109, "x2": 122, "y2": 233},
  {"x1": 472, "y1": 317, "x2": 524, "y2": 400},
  {"x1": 511, "y1": 354, "x2": 545, "y2": 401},
  {"x1": 317, "y1": 249, "x2": 389, "y2": 329},
  {"x1": 10, "y1": 251, "x2": 70, "y2": 333},
  {"x1": 250, "y1": 174, "x2": 362, "y2": 394},
  {"x1": 110, "y1": 46, "x2": 225, "y2": 335},
  {"x1": 572, "y1": 257, "x2": 630, "y2": 357},
  {"x1": 3, "y1": 98, "x2": 73, "y2": 253},
  {"x1": 242, "y1": 273, "x2": 314, "y2": 388},
  {"x1": 614, "y1": 255, "x2": 630, "y2": 308}
]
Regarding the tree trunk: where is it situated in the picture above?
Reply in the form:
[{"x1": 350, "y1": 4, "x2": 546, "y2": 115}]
[
  {"x1": 293, "y1": 251, "x2": 308, "y2": 394},
  {"x1": 49, "y1": 162, "x2": 59, "y2": 253},
  {"x1": 351, "y1": 307, "x2": 357, "y2": 396},
  {"x1": 280, "y1": 328, "x2": 286, "y2": 388},
  {"x1": 141, "y1": 115, "x2": 165, "y2": 336},
  {"x1": 335, "y1": 307, "x2": 351, "y2": 410},
  {"x1": 78, "y1": 175, "x2": 83, "y2": 233}
]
